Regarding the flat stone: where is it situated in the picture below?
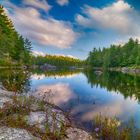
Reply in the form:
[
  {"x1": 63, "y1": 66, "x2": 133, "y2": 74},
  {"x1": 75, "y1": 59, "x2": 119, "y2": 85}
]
[
  {"x1": 65, "y1": 127, "x2": 92, "y2": 140},
  {"x1": 0, "y1": 127, "x2": 40, "y2": 140}
]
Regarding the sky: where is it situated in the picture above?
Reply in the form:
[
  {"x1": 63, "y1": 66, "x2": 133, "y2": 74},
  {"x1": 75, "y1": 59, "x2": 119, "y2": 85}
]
[{"x1": 1, "y1": 0, "x2": 140, "y2": 59}]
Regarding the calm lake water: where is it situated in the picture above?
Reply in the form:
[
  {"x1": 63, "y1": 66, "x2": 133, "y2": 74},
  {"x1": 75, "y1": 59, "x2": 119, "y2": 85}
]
[{"x1": 1, "y1": 69, "x2": 140, "y2": 131}]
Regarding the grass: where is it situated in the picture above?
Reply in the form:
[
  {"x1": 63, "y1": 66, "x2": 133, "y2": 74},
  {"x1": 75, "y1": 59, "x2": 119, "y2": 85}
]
[
  {"x1": 0, "y1": 95, "x2": 69, "y2": 140},
  {"x1": 92, "y1": 114, "x2": 140, "y2": 140}
]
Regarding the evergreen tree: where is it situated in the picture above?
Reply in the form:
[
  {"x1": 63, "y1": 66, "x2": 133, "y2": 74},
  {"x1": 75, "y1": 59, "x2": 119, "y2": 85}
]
[
  {"x1": 87, "y1": 38, "x2": 140, "y2": 68},
  {"x1": 0, "y1": 5, "x2": 31, "y2": 66}
]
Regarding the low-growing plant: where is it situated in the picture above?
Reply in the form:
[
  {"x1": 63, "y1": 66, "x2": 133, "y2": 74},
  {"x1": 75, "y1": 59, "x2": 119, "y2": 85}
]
[
  {"x1": 0, "y1": 95, "x2": 69, "y2": 140},
  {"x1": 92, "y1": 115, "x2": 140, "y2": 140}
]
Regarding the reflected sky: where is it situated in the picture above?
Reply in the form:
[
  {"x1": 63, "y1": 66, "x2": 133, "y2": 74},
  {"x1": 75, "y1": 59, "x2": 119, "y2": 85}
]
[{"x1": 30, "y1": 72, "x2": 140, "y2": 131}]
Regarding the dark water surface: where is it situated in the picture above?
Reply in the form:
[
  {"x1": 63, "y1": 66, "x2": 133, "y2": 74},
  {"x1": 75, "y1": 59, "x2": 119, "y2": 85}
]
[{"x1": 0, "y1": 69, "x2": 140, "y2": 131}]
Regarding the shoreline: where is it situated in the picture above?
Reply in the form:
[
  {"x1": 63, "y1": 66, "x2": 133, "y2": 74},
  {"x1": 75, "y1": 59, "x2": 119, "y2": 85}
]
[
  {"x1": 0, "y1": 88, "x2": 93, "y2": 140},
  {"x1": 92, "y1": 67, "x2": 140, "y2": 75}
]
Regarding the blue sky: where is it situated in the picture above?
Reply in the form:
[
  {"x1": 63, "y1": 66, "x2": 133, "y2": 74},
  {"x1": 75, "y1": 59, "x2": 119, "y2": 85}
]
[{"x1": 1, "y1": 0, "x2": 140, "y2": 59}]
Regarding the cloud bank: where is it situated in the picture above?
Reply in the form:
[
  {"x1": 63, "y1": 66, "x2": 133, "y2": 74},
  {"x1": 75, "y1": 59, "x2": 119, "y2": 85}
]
[
  {"x1": 23, "y1": 0, "x2": 51, "y2": 11},
  {"x1": 56, "y1": 0, "x2": 69, "y2": 6},
  {"x1": 4, "y1": 1, "x2": 77, "y2": 49},
  {"x1": 76, "y1": 1, "x2": 140, "y2": 38}
]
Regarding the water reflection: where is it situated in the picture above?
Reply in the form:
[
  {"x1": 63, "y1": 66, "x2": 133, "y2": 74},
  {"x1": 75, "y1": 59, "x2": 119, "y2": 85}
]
[
  {"x1": 84, "y1": 69, "x2": 140, "y2": 102},
  {"x1": 31, "y1": 69, "x2": 81, "y2": 78},
  {"x1": 27, "y1": 70, "x2": 140, "y2": 130},
  {"x1": 29, "y1": 83, "x2": 76, "y2": 106},
  {"x1": 1, "y1": 69, "x2": 140, "y2": 131}
]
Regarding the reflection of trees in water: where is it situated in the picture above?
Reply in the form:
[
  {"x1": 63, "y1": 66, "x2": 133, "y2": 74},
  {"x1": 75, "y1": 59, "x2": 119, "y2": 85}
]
[
  {"x1": 84, "y1": 69, "x2": 140, "y2": 102},
  {"x1": 0, "y1": 69, "x2": 31, "y2": 93},
  {"x1": 32, "y1": 69, "x2": 81, "y2": 77}
]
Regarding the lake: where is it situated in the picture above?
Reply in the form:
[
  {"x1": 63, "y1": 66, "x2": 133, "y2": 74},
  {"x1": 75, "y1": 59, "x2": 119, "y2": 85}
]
[{"x1": 0, "y1": 69, "x2": 140, "y2": 132}]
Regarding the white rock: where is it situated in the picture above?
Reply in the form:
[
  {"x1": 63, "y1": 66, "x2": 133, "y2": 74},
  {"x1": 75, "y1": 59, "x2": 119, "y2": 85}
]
[
  {"x1": 0, "y1": 97, "x2": 13, "y2": 108},
  {"x1": 64, "y1": 127, "x2": 93, "y2": 140},
  {"x1": 0, "y1": 127, "x2": 40, "y2": 140},
  {"x1": 26, "y1": 111, "x2": 46, "y2": 131}
]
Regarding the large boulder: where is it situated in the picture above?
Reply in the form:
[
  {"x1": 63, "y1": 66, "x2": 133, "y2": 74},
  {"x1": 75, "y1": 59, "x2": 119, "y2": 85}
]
[
  {"x1": 0, "y1": 127, "x2": 40, "y2": 140},
  {"x1": 64, "y1": 127, "x2": 93, "y2": 140}
]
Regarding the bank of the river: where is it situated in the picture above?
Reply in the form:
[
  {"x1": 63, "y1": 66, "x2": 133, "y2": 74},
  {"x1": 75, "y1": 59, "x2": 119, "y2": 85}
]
[
  {"x1": 0, "y1": 87, "x2": 93, "y2": 140},
  {"x1": 93, "y1": 67, "x2": 140, "y2": 75},
  {"x1": 109, "y1": 67, "x2": 140, "y2": 75}
]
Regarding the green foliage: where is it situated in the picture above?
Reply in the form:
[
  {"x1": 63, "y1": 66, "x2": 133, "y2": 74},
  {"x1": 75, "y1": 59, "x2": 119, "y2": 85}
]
[
  {"x1": 31, "y1": 55, "x2": 84, "y2": 67},
  {"x1": 0, "y1": 69, "x2": 31, "y2": 93},
  {"x1": 87, "y1": 38, "x2": 140, "y2": 68},
  {"x1": 93, "y1": 115, "x2": 140, "y2": 140},
  {"x1": 0, "y1": 5, "x2": 31, "y2": 66},
  {"x1": 0, "y1": 96, "x2": 69, "y2": 140},
  {"x1": 84, "y1": 69, "x2": 140, "y2": 101}
]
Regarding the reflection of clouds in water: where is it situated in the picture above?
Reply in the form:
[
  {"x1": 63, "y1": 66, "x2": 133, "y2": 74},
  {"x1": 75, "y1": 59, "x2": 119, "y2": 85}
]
[
  {"x1": 71, "y1": 97, "x2": 138, "y2": 122},
  {"x1": 51, "y1": 74, "x2": 77, "y2": 79},
  {"x1": 31, "y1": 83, "x2": 76, "y2": 105},
  {"x1": 31, "y1": 74, "x2": 45, "y2": 80},
  {"x1": 111, "y1": 91, "x2": 139, "y2": 102},
  {"x1": 31, "y1": 73, "x2": 78, "y2": 80}
]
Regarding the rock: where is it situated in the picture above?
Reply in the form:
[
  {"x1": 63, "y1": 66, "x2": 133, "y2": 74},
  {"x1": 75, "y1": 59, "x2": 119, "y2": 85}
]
[
  {"x1": 0, "y1": 88, "x2": 14, "y2": 97},
  {"x1": 64, "y1": 127, "x2": 93, "y2": 140},
  {"x1": 0, "y1": 88, "x2": 14, "y2": 108},
  {"x1": 121, "y1": 67, "x2": 129, "y2": 73},
  {"x1": 0, "y1": 97, "x2": 13, "y2": 108},
  {"x1": 0, "y1": 127, "x2": 40, "y2": 140},
  {"x1": 94, "y1": 70, "x2": 102, "y2": 76},
  {"x1": 26, "y1": 108, "x2": 70, "y2": 133},
  {"x1": 121, "y1": 67, "x2": 140, "y2": 74},
  {"x1": 25, "y1": 111, "x2": 46, "y2": 132},
  {"x1": 135, "y1": 69, "x2": 140, "y2": 73},
  {"x1": 40, "y1": 64, "x2": 57, "y2": 71}
]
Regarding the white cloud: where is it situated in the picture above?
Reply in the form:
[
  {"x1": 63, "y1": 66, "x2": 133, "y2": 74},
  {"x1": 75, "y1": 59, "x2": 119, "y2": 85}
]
[
  {"x1": 23, "y1": 0, "x2": 51, "y2": 11},
  {"x1": 56, "y1": 0, "x2": 69, "y2": 6},
  {"x1": 4, "y1": 2, "x2": 77, "y2": 49},
  {"x1": 32, "y1": 51, "x2": 46, "y2": 56},
  {"x1": 76, "y1": 1, "x2": 140, "y2": 37}
]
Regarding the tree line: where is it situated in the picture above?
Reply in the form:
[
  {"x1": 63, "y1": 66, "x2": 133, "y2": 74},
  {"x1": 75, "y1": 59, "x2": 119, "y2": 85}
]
[
  {"x1": 0, "y1": 5, "x2": 84, "y2": 67},
  {"x1": 0, "y1": 5, "x2": 31, "y2": 66},
  {"x1": 87, "y1": 38, "x2": 140, "y2": 68},
  {"x1": 31, "y1": 55, "x2": 84, "y2": 67},
  {"x1": 3, "y1": 3, "x2": 140, "y2": 69}
]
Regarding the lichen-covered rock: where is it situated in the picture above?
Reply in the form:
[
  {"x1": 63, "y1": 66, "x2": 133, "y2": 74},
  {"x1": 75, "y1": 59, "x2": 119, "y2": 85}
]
[
  {"x1": 26, "y1": 111, "x2": 46, "y2": 131},
  {"x1": 26, "y1": 108, "x2": 70, "y2": 133},
  {"x1": 0, "y1": 97, "x2": 13, "y2": 108},
  {"x1": 0, "y1": 127, "x2": 40, "y2": 140},
  {"x1": 64, "y1": 127, "x2": 93, "y2": 140},
  {"x1": 0, "y1": 88, "x2": 14, "y2": 97},
  {"x1": 0, "y1": 88, "x2": 14, "y2": 108}
]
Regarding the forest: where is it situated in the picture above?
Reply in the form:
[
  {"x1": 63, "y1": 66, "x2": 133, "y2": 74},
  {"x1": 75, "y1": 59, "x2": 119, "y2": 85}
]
[
  {"x1": 0, "y1": 5, "x2": 31, "y2": 66},
  {"x1": 87, "y1": 38, "x2": 140, "y2": 68},
  {"x1": 0, "y1": 5, "x2": 83, "y2": 67},
  {"x1": 1, "y1": 3, "x2": 140, "y2": 69},
  {"x1": 31, "y1": 55, "x2": 84, "y2": 67}
]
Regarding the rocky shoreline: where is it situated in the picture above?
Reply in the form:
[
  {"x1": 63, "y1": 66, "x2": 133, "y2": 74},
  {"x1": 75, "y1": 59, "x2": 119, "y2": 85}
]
[
  {"x1": 0, "y1": 88, "x2": 93, "y2": 140},
  {"x1": 109, "y1": 67, "x2": 140, "y2": 75}
]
